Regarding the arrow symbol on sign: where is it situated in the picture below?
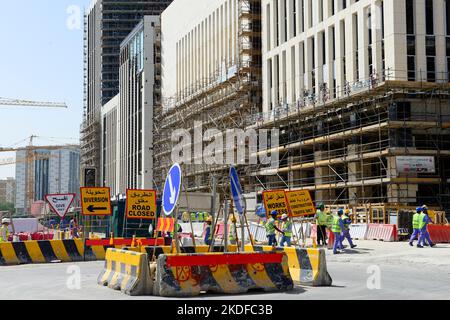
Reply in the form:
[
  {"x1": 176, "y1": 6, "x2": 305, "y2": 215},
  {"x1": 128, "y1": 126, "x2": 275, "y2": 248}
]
[
  {"x1": 88, "y1": 205, "x2": 107, "y2": 213},
  {"x1": 167, "y1": 175, "x2": 176, "y2": 205}
]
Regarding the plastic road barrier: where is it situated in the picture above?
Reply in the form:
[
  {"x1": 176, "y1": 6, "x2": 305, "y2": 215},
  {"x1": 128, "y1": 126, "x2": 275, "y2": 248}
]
[
  {"x1": 427, "y1": 224, "x2": 450, "y2": 243},
  {"x1": 153, "y1": 252, "x2": 294, "y2": 297},
  {"x1": 98, "y1": 248, "x2": 153, "y2": 296},
  {"x1": 365, "y1": 224, "x2": 398, "y2": 242}
]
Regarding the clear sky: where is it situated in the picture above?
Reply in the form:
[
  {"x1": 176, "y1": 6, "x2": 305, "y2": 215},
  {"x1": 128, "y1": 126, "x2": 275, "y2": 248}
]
[{"x1": 0, "y1": 0, "x2": 90, "y2": 179}]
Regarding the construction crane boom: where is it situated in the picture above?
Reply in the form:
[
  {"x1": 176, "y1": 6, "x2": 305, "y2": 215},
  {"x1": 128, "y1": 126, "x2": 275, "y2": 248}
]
[{"x1": 0, "y1": 97, "x2": 67, "y2": 109}]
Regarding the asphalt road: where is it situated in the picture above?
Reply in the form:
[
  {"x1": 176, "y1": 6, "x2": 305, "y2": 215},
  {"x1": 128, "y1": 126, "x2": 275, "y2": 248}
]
[{"x1": 0, "y1": 241, "x2": 449, "y2": 300}]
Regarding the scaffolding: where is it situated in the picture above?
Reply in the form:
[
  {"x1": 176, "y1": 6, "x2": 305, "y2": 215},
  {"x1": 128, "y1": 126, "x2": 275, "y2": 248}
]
[
  {"x1": 154, "y1": 0, "x2": 262, "y2": 198},
  {"x1": 246, "y1": 69, "x2": 450, "y2": 214}
]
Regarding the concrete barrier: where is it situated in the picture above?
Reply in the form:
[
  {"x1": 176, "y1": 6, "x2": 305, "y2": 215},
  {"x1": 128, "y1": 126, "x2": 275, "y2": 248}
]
[
  {"x1": 247, "y1": 245, "x2": 332, "y2": 287},
  {"x1": 97, "y1": 248, "x2": 153, "y2": 296},
  {"x1": 153, "y1": 252, "x2": 294, "y2": 297},
  {"x1": 0, "y1": 239, "x2": 85, "y2": 265}
]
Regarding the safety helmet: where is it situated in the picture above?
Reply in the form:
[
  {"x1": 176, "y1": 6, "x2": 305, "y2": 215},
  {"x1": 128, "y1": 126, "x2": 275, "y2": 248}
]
[
  {"x1": 337, "y1": 209, "x2": 344, "y2": 216},
  {"x1": 345, "y1": 209, "x2": 351, "y2": 215},
  {"x1": 270, "y1": 210, "x2": 278, "y2": 217},
  {"x1": 316, "y1": 203, "x2": 325, "y2": 210},
  {"x1": 230, "y1": 216, "x2": 237, "y2": 223},
  {"x1": 1, "y1": 218, "x2": 10, "y2": 224},
  {"x1": 281, "y1": 214, "x2": 288, "y2": 220},
  {"x1": 206, "y1": 216, "x2": 213, "y2": 222},
  {"x1": 422, "y1": 205, "x2": 428, "y2": 212},
  {"x1": 416, "y1": 207, "x2": 423, "y2": 213}
]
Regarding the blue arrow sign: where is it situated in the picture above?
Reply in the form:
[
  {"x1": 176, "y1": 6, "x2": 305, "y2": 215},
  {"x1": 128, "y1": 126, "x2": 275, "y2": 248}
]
[
  {"x1": 230, "y1": 166, "x2": 245, "y2": 215},
  {"x1": 162, "y1": 163, "x2": 182, "y2": 216}
]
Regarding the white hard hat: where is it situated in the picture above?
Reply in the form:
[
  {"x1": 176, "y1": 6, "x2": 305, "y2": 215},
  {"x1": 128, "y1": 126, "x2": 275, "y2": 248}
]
[
  {"x1": 2, "y1": 218, "x2": 11, "y2": 224},
  {"x1": 281, "y1": 214, "x2": 288, "y2": 220}
]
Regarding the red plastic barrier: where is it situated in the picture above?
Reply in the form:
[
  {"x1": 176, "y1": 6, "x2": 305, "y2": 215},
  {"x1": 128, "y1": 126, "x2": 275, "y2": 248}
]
[
  {"x1": 327, "y1": 229, "x2": 334, "y2": 249},
  {"x1": 427, "y1": 225, "x2": 450, "y2": 243},
  {"x1": 85, "y1": 238, "x2": 165, "y2": 247},
  {"x1": 366, "y1": 224, "x2": 398, "y2": 242},
  {"x1": 31, "y1": 232, "x2": 54, "y2": 240}
]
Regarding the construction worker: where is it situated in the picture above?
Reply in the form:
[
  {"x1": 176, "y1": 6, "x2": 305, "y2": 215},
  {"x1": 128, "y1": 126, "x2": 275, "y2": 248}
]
[
  {"x1": 0, "y1": 218, "x2": 10, "y2": 242},
  {"x1": 265, "y1": 210, "x2": 284, "y2": 246},
  {"x1": 229, "y1": 216, "x2": 238, "y2": 245},
  {"x1": 417, "y1": 205, "x2": 435, "y2": 248},
  {"x1": 280, "y1": 214, "x2": 293, "y2": 247},
  {"x1": 341, "y1": 209, "x2": 357, "y2": 249},
  {"x1": 204, "y1": 216, "x2": 213, "y2": 246},
  {"x1": 182, "y1": 211, "x2": 190, "y2": 223},
  {"x1": 409, "y1": 207, "x2": 423, "y2": 246},
  {"x1": 331, "y1": 210, "x2": 345, "y2": 254},
  {"x1": 315, "y1": 203, "x2": 328, "y2": 246}
]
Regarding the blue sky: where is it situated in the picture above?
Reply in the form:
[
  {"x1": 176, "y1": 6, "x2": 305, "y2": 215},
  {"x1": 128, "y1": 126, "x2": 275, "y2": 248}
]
[{"x1": 0, "y1": 0, "x2": 90, "y2": 179}]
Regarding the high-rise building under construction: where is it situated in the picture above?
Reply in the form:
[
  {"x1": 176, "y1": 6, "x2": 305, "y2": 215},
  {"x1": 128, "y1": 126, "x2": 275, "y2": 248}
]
[{"x1": 81, "y1": 0, "x2": 172, "y2": 185}]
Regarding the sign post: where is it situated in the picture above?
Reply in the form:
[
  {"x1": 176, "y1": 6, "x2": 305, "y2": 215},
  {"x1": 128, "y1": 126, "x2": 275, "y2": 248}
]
[
  {"x1": 162, "y1": 164, "x2": 182, "y2": 254},
  {"x1": 45, "y1": 193, "x2": 76, "y2": 220},
  {"x1": 230, "y1": 167, "x2": 247, "y2": 251}
]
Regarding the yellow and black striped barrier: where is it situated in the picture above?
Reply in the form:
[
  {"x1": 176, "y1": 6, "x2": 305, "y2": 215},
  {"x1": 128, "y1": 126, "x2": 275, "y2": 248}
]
[
  {"x1": 153, "y1": 252, "x2": 293, "y2": 297},
  {"x1": 247, "y1": 245, "x2": 332, "y2": 286},
  {"x1": 137, "y1": 244, "x2": 332, "y2": 287},
  {"x1": 0, "y1": 239, "x2": 129, "y2": 265},
  {"x1": 97, "y1": 248, "x2": 153, "y2": 296}
]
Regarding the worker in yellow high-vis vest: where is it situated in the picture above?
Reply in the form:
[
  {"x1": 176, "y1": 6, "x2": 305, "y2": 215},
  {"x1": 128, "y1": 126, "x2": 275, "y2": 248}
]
[{"x1": 0, "y1": 218, "x2": 11, "y2": 242}]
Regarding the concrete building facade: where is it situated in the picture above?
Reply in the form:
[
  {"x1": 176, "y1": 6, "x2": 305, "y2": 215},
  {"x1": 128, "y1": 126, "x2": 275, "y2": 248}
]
[
  {"x1": 81, "y1": 0, "x2": 172, "y2": 186},
  {"x1": 251, "y1": 0, "x2": 450, "y2": 214},
  {"x1": 0, "y1": 178, "x2": 15, "y2": 204},
  {"x1": 15, "y1": 147, "x2": 80, "y2": 215},
  {"x1": 101, "y1": 17, "x2": 161, "y2": 195}
]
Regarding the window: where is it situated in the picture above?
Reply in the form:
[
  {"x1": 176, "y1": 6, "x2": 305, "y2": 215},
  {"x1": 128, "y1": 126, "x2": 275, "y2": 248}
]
[
  {"x1": 426, "y1": 0, "x2": 434, "y2": 35},
  {"x1": 427, "y1": 57, "x2": 435, "y2": 82},
  {"x1": 406, "y1": 0, "x2": 414, "y2": 35}
]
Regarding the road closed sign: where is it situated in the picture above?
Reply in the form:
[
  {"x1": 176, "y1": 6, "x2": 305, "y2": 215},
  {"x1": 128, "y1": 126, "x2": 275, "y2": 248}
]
[
  {"x1": 285, "y1": 190, "x2": 315, "y2": 217},
  {"x1": 80, "y1": 187, "x2": 112, "y2": 216},
  {"x1": 45, "y1": 194, "x2": 75, "y2": 219},
  {"x1": 262, "y1": 190, "x2": 289, "y2": 218},
  {"x1": 126, "y1": 189, "x2": 157, "y2": 220}
]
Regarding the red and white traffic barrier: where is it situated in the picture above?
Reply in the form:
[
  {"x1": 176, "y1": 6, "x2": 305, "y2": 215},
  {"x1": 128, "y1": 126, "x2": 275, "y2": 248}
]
[{"x1": 366, "y1": 224, "x2": 398, "y2": 242}]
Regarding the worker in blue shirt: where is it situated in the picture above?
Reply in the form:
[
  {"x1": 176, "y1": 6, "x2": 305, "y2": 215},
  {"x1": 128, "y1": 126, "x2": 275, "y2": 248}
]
[
  {"x1": 409, "y1": 207, "x2": 422, "y2": 246},
  {"x1": 341, "y1": 209, "x2": 357, "y2": 249},
  {"x1": 417, "y1": 205, "x2": 435, "y2": 248},
  {"x1": 204, "y1": 217, "x2": 213, "y2": 246},
  {"x1": 331, "y1": 210, "x2": 345, "y2": 254}
]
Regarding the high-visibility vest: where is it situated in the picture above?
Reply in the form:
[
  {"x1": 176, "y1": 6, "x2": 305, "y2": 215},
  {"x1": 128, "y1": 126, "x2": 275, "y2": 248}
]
[
  {"x1": 341, "y1": 215, "x2": 351, "y2": 230},
  {"x1": 418, "y1": 213, "x2": 427, "y2": 230},
  {"x1": 331, "y1": 216, "x2": 342, "y2": 233},
  {"x1": 282, "y1": 221, "x2": 293, "y2": 237},
  {"x1": 229, "y1": 224, "x2": 237, "y2": 242},
  {"x1": 265, "y1": 218, "x2": 276, "y2": 235},
  {"x1": 326, "y1": 214, "x2": 333, "y2": 228},
  {"x1": 0, "y1": 226, "x2": 10, "y2": 242},
  {"x1": 316, "y1": 210, "x2": 328, "y2": 226},
  {"x1": 412, "y1": 213, "x2": 421, "y2": 229},
  {"x1": 191, "y1": 212, "x2": 196, "y2": 221}
]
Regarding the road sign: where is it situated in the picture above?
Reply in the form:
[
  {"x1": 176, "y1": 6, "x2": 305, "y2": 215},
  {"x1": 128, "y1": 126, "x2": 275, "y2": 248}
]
[
  {"x1": 162, "y1": 163, "x2": 182, "y2": 216},
  {"x1": 230, "y1": 166, "x2": 245, "y2": 215},
  {"x1": 80, "y1": 187, "x2": 112, "y2": 216},
  {"x1": 126, "y1": 189, "x2": 157, "y2": 220},
  {"x1": 285, "y1": 190, "x2": 315, "y2": 217},
  {"x1": 262, "y1": 190, "x2": 289, "y2": 218},
  {"x1": 45, "y1": 193, "x2": 75, "y2": 219},
  {"x1": 156, "y1": 218, "x2": 175, "y2": 233}
]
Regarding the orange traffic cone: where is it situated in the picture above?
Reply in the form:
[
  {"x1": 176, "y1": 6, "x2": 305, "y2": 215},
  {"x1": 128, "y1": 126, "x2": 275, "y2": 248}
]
[
  {"x1": 131, "y1": 235, "x2": 136, "y2": 247},
  {"x1": 109, "y1": 232, "x2": 114, "y2": 246},
  {"x1": 327, "y1": 230, "x2": 334, "y2": 250}
]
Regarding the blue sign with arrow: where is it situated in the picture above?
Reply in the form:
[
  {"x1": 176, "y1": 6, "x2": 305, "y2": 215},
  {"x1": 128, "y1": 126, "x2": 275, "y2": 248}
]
[
  {"x1": 230, "y1": 166, "x2": 245, "y2": 215},
  {"x1": 162, "y1": 163, "x2": 182, "y2": 216}
]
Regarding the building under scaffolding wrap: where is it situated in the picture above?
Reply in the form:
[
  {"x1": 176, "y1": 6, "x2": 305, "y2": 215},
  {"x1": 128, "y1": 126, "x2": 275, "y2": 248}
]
[{"x1": 156, "y1": 0, "x2": 262, "y2": 195}]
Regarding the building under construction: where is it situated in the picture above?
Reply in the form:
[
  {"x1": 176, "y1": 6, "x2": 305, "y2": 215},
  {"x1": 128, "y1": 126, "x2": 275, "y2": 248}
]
[
  {"x1": 81, "y1": 0, "x2": 173, "y2": 185},
  {"x1": 155, "y1": 0, "x2": 262, "y2": 194},
  {"x1": 250, "y1": 0, "x2": 450, "y2": 216}
]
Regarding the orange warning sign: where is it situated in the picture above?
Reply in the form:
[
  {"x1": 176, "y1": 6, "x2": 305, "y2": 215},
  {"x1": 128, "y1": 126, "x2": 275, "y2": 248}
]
[
  {"x1": 285, "y1": 190, "x2": 315, "y2": 217},
  {"x1": 262, "y1": 190, "x2": 289, "y2": 218}
]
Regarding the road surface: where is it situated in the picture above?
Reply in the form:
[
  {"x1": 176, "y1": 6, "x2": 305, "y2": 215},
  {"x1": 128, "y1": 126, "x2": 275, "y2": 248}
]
[{"x1": 0, "y1": 240, "x2": 449, "y2": 300}]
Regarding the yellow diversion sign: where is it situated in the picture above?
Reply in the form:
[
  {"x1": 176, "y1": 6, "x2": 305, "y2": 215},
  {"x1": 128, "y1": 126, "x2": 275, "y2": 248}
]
[
  {"x1": 80, "y1": 187, "x2": 112, "y2": 216},
  {"x1": 262, "y1": 190, "x2": 289, "y2": 218},
  {"x1": 126, "y1": 189, "x2": 157, "y2": 220},
  {"x1": 285, "y1": 190, "x2": 315, "y2": 217}
]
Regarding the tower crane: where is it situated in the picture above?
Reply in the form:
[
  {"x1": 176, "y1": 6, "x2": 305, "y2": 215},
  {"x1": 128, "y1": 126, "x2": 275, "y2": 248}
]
[{"x1": 0, "y1": 97, "x2": 67, "y2": 109}]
